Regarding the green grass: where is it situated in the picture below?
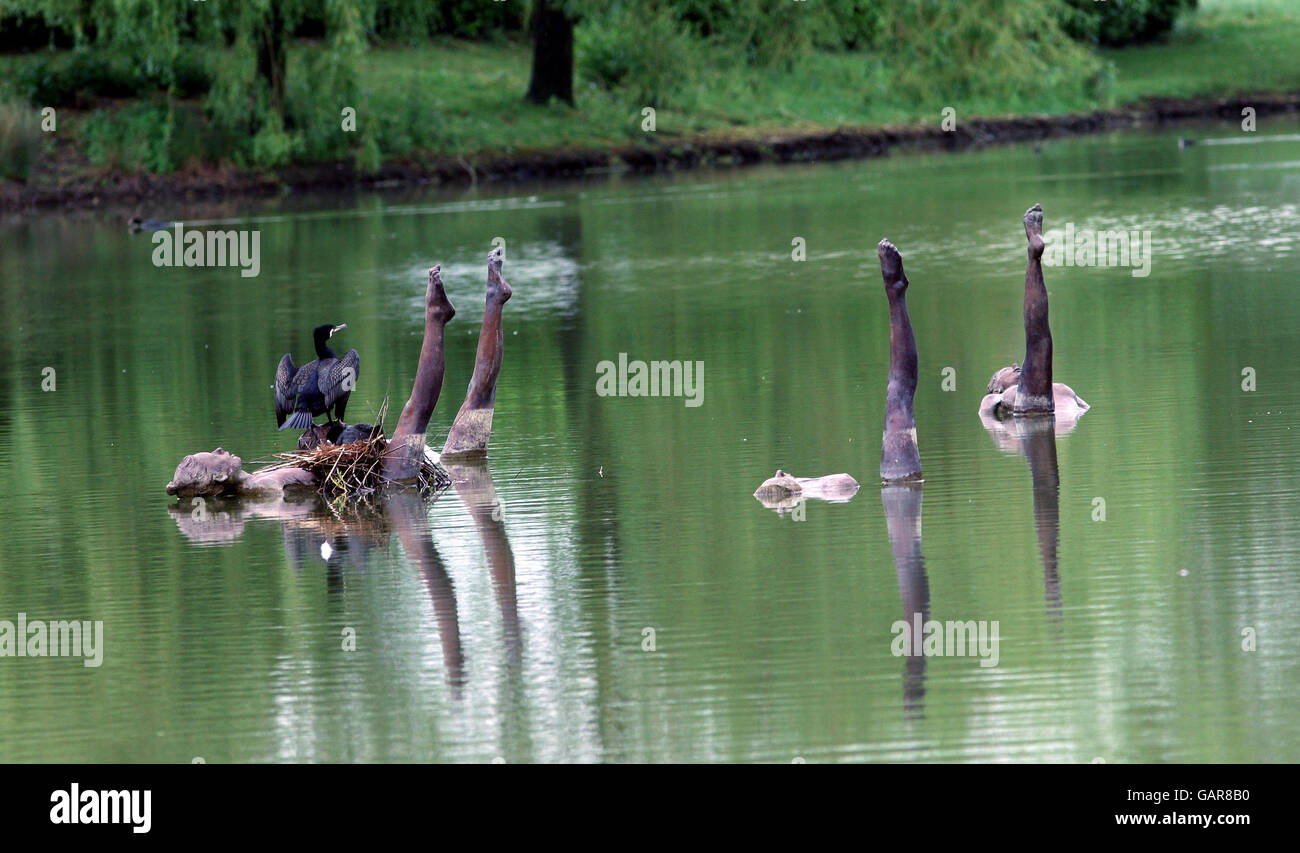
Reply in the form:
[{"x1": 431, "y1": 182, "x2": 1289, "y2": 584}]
[
  {"x1": 1105, "y1": 0, "x2": 1300, "y2": 102},
  {"x1": 356, "y1": 40, "x2": 892, "y2": 158},
  {"x1": 2, "y1": 0, "x2": 1299, "y2": 181},
  {"x1": 356, "y1": 38, "x2": 1095, "y2": 161}
]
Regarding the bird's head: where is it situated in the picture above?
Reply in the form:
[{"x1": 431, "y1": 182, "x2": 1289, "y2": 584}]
[{"x1": 313, "y1": 323, "x2": 347, "y2": 342}]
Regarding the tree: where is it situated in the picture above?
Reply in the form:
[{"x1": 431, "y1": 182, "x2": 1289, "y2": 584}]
[
  {"x1": 254, "y1": 0, "x2": 289, "y2": 121},
  {"x1": 525, "y1": 0, "x2": 575, "y2": 106}
]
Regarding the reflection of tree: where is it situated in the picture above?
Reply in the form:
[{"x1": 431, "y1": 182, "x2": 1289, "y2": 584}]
[
  {"x1": 554, "y1": 206, "x2": 629, "y2": 749},
  {"x1": 881, "y1": 484, "x2": 929, "y2": 721}
]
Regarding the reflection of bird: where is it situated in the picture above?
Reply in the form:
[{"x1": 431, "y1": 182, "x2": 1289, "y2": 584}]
[
  {"x1": 128, "y1": 216, "x2": 173, "y2": 232},
  {"x1": 274, "y1": 324, "x2": 360, "y2": 431}
]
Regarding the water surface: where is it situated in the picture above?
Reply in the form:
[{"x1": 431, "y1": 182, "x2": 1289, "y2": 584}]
[{"x1": 2, "y1": 119, "x2": 1298, "y2": 762}]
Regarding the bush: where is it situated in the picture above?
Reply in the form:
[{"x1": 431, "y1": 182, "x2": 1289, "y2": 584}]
[
  {"x1": 577, "y1": 8, "x2": 701, "y2": 107},
  {"x1": 1058, "y1": 0, "x2": 1198, "y2": 47},
  {"x1": 16, "y1": 49, "x2": 211, "y2": 109},
  {"x1": 19, "y1": 51, "x2": 139, "y2": 108},
  {"x1": 351, "y1": 71, "x2": 445, "y2": 161},
  {"x1": 0, "y1": 11, "x2": 78, "y2": 52},
  {"x1": 368, "y1": 0, "x2": 526, "y2": 43},
  {"x1": 822, "y1": 0, "x2": 884, "y2": 51},
  {"x1": 250, "y1": 122, "x2": 298, "y2": 169},
  {"x1": 0, "y1": 98, "x2": 44, "y2": 180},
  {"x1": 286, "y1": 48, "x2": 361, "y2": 164},
  {"x1": 79, "y1": 100, "x2": 216, "y2": 172},
  {"x1": 671, "y1": 0, "x2": 880, "y2": 64},
  {"x1": 170, "y1": 54, "x2": 213, "y2": 99},
  {"x1": 877, "y1": 0, "x2": 1108, "y2": 106}
]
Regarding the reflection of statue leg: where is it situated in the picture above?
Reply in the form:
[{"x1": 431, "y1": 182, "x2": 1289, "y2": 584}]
[
  {"x1": 882, "y1": 483, "x2": 929, "y2": 720},
  {"x1": 443, "y1": 248, "x2": 513, "y2": 458},
  {"x1": 1019, "y1": 420, "x2": 1061, "y2": 623},
  {"x1": 384, "y1": 490, "x2": 465, "y2": 690},
  {"x1": 1015, "y1": 205, "x2": 1054, "y2": 415},
  {"x1": 877, "y1": 240, "x2": 922, "y2": 482},
  {"x1": 445, "y1": 460, "x2": 521, "y2": 659}
]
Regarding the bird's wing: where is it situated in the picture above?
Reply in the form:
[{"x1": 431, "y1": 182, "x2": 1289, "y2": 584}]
[
  {"x1": 322, "y1": 349, "x2": 360, "y2": 409},
  {"x1": 274, "y1": 353, "x2": 298, "y2": 427}
]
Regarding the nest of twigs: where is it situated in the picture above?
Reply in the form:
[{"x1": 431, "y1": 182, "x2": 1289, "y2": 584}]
[{"x1": 260, "y1": 399, "x2": 449, "y2": 499}]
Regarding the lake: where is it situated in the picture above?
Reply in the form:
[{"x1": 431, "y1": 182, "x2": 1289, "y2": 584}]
[{"x1": 2, "y1": 119, "x2": 1298, "y2": 762}]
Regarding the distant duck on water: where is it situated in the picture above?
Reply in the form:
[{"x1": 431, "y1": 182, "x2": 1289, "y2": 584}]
[{"x1": 129, "y1": 216, "x2": 173, "y2": 232}]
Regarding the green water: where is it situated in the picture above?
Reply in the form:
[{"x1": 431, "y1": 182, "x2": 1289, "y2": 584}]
[{"x1": 2, "y1": 121, "x2": 1299, "y2": 763}]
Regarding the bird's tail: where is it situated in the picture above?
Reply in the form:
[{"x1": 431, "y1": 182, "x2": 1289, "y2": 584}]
[{"x1": 280, "y1": 410, "x2": 315, "y2": 431}]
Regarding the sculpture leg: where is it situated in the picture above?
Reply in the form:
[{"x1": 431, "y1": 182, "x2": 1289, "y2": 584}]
[
  {"x1": 442, "y1": 247, "x2": 512, "y2": 458},
  {"x1": 878, "y1": 239, "x2": 923, "y2": 482}
]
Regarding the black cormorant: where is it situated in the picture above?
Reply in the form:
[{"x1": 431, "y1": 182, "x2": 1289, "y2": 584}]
[{"x1": 274, "y1": 324, "x2": 360, "y2": 431}]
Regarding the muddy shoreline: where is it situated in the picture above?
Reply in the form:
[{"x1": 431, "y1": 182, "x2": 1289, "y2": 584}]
[{"x1": 5, "y1": 92, "x2": 1298, "y2": 213}]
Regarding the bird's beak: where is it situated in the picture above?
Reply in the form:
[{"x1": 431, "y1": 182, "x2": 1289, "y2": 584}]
[{"x1": 330, "y1": 324, "x2": 347, "y2": 338}]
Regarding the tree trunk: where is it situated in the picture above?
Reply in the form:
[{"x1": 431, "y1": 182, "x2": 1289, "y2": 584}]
[
  {"x1": 525, "y1": 0, "x2": 575, "y2": 106},
  {"x1": 255, "y1": 0, "x2": 288, "y2": 123}
]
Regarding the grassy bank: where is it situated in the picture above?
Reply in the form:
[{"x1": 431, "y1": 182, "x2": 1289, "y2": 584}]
[
  {"x1": 2, "y1": 0, "x2": 1298, "y2": 201},
  {"x1": 359, "y1": 0, "x2": 1300, "y2": 159}
]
